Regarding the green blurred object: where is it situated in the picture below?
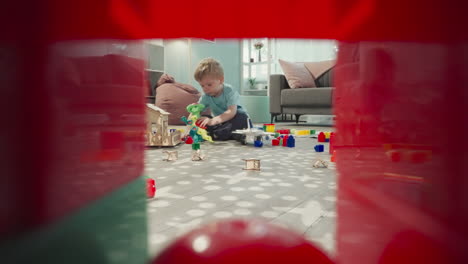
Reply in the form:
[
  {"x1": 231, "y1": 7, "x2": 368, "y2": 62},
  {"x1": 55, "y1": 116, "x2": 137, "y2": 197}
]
[
  {"x1": 192, "y1": 143, "x2": 200, "y2": 150},
  {"x1": 2, "y1": 177, "x2": 148, "y2": 264}
]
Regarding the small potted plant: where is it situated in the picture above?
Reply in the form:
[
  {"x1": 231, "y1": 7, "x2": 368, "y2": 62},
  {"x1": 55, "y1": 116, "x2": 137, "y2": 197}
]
[
  {"x1": 254, "y1": 41, "x2": 264, "y2": 61},
  {"x1": 247, "y1": 78, "x2": 257, "y2": 89}
]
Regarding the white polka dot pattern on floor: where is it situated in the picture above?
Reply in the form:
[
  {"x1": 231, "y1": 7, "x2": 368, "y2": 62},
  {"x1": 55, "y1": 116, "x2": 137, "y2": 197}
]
[
  {"x1": 186, "y1": 209, "x2": 206, "y2": 217},
  {"x1": 198, "y1": 202, "x2": 216, "y2": 209},
  {"x1": 236, "y1": 201, "x2": 254, "y2": 208},
  {"x1": 204, "y1": 185, "x2": 221, "y2": 191},
  {"x1": 255, "y1": 194, "x2": 271, "y2": 199},
  {"x1": 234, "y1": 209, "x2": 251, "y2": 216},
  {"x1": 213, "y1": 211, "x2": 233, "y2": 218},
  {"x1": 177, "y1": 181, "x2": 191, "y2": 185},
  {"x1": 221, "y1": 195, "x2": 238, "y2": 201},
  {"x1": 281, "y1": 195, "x2": 298, "y2": 201},
  {"x1": 146, "y1": 135, "x2": 337, "y2": 256},
  {"x1": 261, "y1": 211, "x2": 280, "y2": 218},
  {"x1": 248, "y1": 186, "x2": 264, "y2": 191}
]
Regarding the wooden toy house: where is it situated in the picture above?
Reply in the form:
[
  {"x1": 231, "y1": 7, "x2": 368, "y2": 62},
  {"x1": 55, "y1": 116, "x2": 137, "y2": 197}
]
[{"x1": 146, "y1": 104, "x2": 181, "y2": 147}]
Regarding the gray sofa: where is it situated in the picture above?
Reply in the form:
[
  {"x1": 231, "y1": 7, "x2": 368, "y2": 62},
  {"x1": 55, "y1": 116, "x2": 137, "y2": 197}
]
[{"x1": 269, "y1": 67, "x2": 334, "y2": 123}]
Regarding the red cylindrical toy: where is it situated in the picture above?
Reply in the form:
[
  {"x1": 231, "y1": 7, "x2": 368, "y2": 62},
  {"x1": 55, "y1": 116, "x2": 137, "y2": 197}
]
[{"x1": 146, "y1": 178, "x2": 156, "y2": 198}]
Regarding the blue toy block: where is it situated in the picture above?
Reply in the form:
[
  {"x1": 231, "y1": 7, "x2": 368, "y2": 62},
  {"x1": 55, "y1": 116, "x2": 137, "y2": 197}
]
[
  {"x1": 314, "y1": 144, "x2": 324, "y2": 152},
  {"x1": 287, "y1": 135, "x2": 295, "y2": 147},
  {"x1": 254, "y1": 140, "x2": 263, "y2": 147}
]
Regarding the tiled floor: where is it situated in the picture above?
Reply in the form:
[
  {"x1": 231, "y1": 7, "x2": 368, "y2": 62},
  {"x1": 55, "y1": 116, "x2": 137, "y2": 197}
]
[{"x1": 145, "y1": 124, "x2": 336, "y2": 258}]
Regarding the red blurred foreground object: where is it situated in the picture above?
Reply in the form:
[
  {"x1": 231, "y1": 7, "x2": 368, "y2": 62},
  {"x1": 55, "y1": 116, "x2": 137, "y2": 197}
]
[{"x1": 152, "y1": 219, "x2": 334, "y2": 264}]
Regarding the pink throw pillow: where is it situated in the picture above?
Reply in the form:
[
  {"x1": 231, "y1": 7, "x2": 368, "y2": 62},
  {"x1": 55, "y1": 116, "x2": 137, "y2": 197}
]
[
  {"x1": 278, "y1": 59, "x2": 316, "y2": 88},
  {"x1": 304, "y1": 60, "x2": 336, "y2": 79}
]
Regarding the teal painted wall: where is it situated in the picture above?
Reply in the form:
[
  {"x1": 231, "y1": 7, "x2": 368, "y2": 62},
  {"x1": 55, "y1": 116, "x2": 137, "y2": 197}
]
[
  {"x1": 190, "y1": 39, "x2": 241, "y2": 93},
  {"x1": 163, "y1": 39, "x2": 191, "y2": 84},
  {"x1": 164, "y1": 39, "x2": 241, "y2": 93},
  {"x1": 240, "y1": 95, "x2": 270, "y2": 123}
]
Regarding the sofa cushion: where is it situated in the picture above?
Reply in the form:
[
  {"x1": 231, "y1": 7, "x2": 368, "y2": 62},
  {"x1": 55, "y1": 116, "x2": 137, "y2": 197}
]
[
  {"x1": 304, "y1": 60, "x2": 335, "y2": 79},
  {"x1": 315, "y1": 67, "x2": 334, "y2": 87},
  {"x1": 281, "y1": 87, "x2": 333, "y2": 107},
  {"x1": 278, "y1": 59, "x2": 316, "y2": 89}
]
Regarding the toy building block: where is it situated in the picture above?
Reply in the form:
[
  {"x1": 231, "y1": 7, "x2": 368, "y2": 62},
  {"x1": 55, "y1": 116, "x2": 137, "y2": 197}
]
[
  {"x1": 324, "y1": 132, "x2": 331, "y2": 139},
  {"x1": 287, "y1": 135, "x2": 295, "y2": 147},
  {"x1": 191, "y1": 149, "x2": 205, "y2": 161},
  {"x1": 162, "y1": 150, "x2": 178, "y2": 161},
  {"x1": 254, "y1": 140, "x2": 263, "y2": 147},
  {"x1": 317, "y1": 132, "x2": 326, "y2": 142},
  {"x1": 263, "y1": 124, "x2": 275, "y2": 132},
  {"x1": 146, "y1": 178, "x2": 156, "y2": 198},
  {"x1": 313, "y1": 159, "x2": 328, "y2": 168},
  {"x1": 314, "y1": 144, "x2": 325, "y2": 152},
  {"x1": 146, "y1": 104, "x2": 181, "y2": 147},
  {"x1": 282, "y1": 135, "x2": 289, "y2": 146},
  {"x1": 295, "y1": 130, "x2": 310, "y2": 136},
  {"x1": 185, "y1": 136, "x2": 194, "y2": 144},
  {"x1": 310, "y1": 129, "x2": 316, "y2": 135},
  {"x1": 272, "y1": 138, "x2": 280, "y2": 146},
  {"x1": 243, "y1": 159, "x2": 261, "y2": 171}
]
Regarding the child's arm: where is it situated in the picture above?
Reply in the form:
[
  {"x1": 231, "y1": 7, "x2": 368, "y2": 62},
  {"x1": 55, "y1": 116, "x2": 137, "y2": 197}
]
[{"x1": 200, "y1": 105, "x2": 237, "y2": 127}]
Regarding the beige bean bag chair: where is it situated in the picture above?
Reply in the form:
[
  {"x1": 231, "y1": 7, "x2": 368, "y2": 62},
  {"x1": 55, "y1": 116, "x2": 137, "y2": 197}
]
[{"x1": 155, "y1": 74, "x2": 202, "y2": 125}]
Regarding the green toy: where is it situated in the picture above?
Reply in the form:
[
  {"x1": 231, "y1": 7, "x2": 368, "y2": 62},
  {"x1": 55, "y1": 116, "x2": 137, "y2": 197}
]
[{"x1": 181, "y1": 104, "x2": 213, "y2": 161}]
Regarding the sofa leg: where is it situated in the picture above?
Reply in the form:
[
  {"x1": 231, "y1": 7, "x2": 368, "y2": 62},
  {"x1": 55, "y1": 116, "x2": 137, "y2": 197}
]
[
  {"x1": 295, "y1": 114, "x2": 301, "y2": 124},
  {"x1": 270, "y1": 114, "x2": 278, "y2": 123}
]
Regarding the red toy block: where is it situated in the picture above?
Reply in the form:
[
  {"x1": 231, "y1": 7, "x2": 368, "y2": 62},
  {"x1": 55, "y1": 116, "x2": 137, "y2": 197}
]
[
  {"x1": 185, "y1": 136, "x2": 194, "y2": 144},
  {"x1": 318, "y1": 132, "x2": 326, "y2": 142},
  {"x1": 282, "y1": 135, "x2": 289, "y2": 146},
  {"x1": 272, "y1": 138, "x2": 280, "y2": 146},
  {"x1": 146, "y1": 178, "x2": 156, "y2": 198}
]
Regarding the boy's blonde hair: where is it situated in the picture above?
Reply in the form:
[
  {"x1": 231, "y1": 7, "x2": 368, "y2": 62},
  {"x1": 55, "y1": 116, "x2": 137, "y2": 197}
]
[{"x1": 194, "y1": 58, "x2": 224, "y2": 81}]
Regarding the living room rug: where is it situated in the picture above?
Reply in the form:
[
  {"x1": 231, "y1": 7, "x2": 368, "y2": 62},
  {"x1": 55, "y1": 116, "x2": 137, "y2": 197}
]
[{"x1": 145, "y1": 132, "x2": 336, "y2": 258}]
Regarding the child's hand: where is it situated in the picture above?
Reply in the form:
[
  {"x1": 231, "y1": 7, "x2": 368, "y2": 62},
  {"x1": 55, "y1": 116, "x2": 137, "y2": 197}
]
[{"x1": 199, "y1": 117, "x2": 211, "y2": 128}]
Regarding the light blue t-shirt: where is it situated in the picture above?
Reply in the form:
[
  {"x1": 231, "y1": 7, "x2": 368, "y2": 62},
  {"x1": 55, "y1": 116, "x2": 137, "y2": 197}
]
[{"x1": 199, "y1": 84, "x2": 246, "y2": 117}]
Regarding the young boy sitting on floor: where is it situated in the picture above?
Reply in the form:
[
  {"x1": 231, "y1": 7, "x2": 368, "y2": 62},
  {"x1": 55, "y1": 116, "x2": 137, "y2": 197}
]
[{"x1": 194, "y1": 58, "x2": 249, "y2": 140}]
